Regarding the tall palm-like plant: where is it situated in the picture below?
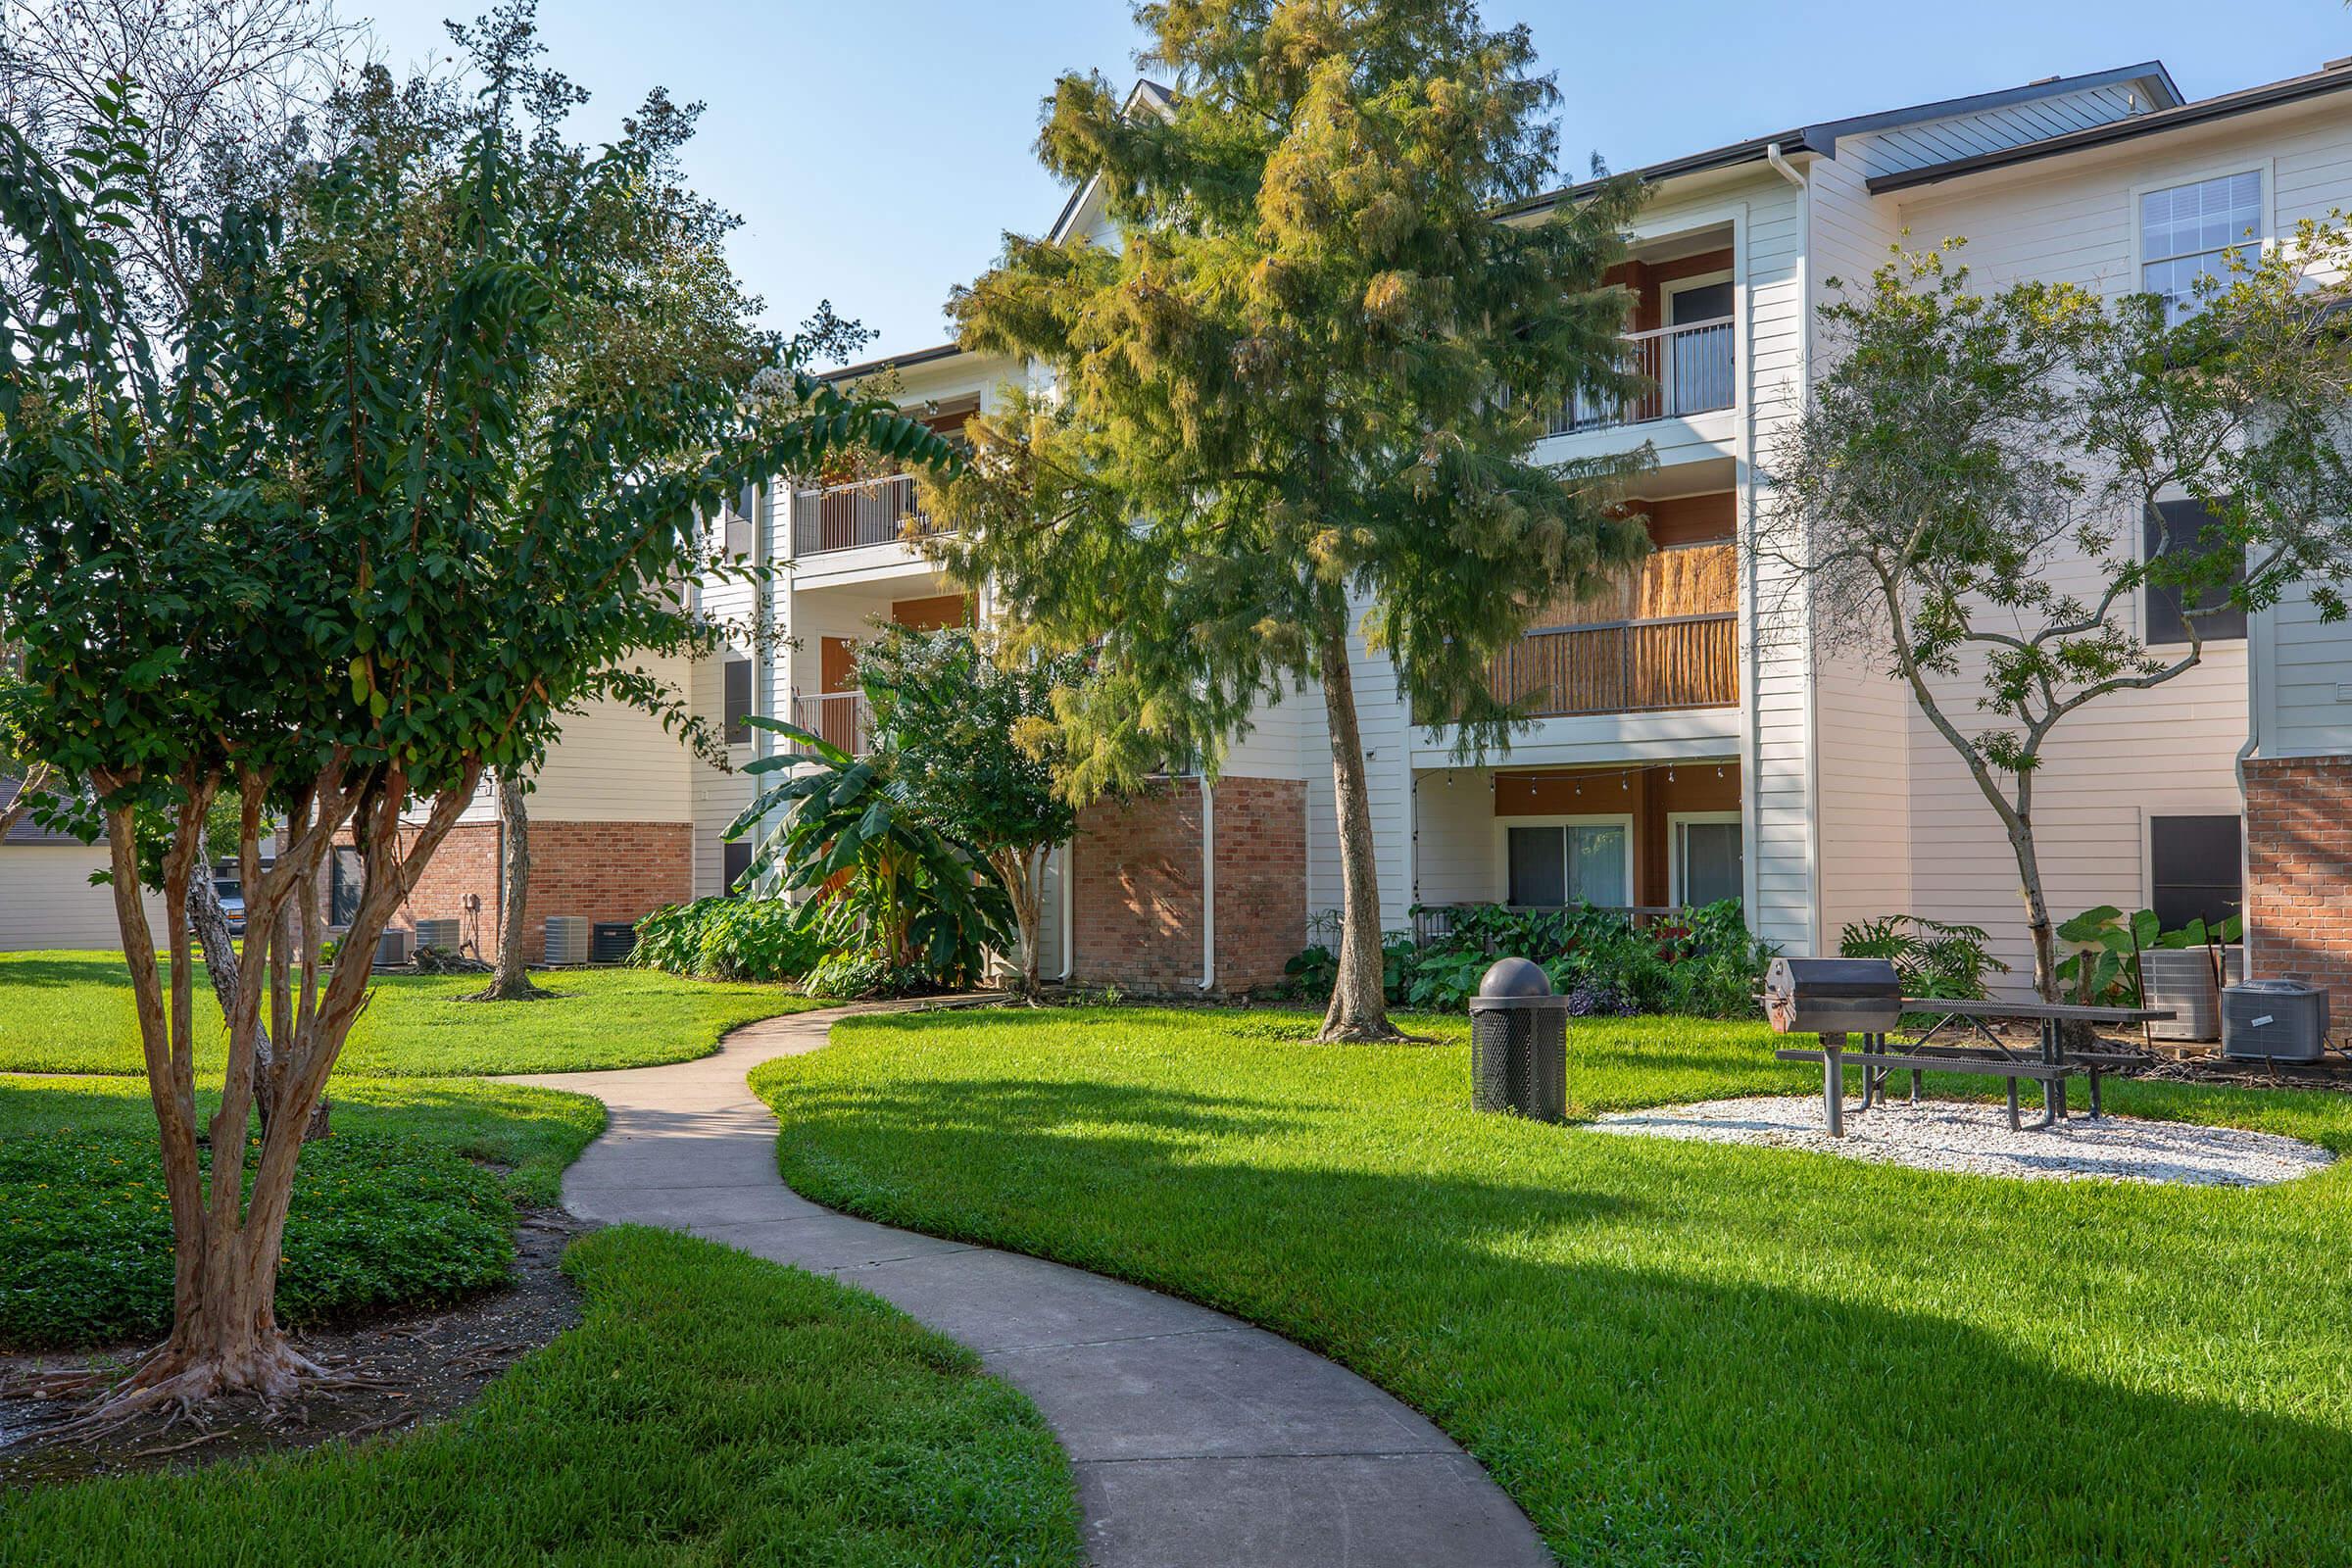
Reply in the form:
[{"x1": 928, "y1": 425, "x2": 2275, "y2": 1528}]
[{"x1": 727, "y1": 718, "x2": 1009, "y2": 987}]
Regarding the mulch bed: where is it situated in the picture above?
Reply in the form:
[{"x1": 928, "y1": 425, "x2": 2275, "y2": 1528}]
[{"x1": 0, "y1": 1208, "x2": 590, "y2": 1488}]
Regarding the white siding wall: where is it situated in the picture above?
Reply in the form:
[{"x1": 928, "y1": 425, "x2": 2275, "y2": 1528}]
[
  {"x1": 1803, "y1": 141, "x2": 1917, "y2": 944},
  {"x1": 1863, "y1": 106, "x2": 2352, "y2": 982},
  {"x1": 1725, "y1": 172, "x2": 1816, "y2": 956},
  {"x1": 1413, "y1": 769, "x2": 1495, "y2": 906},
  {"x1": 0, "y1": 845, "x2": 168, "y2": 949}
]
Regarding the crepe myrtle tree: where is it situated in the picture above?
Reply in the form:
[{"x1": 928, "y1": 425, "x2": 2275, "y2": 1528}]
[
  {"x1": 0, "y1": 78, "x2": 948, "y2": 1414},
  {"x1": 1769, "y1": 229, "x2": 2352, "y2": 1000},
  {"x1": 925, "y1": 0, "x2": 1653, "y2": 1042}
]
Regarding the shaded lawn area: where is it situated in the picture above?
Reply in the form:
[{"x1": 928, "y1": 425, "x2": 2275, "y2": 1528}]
[
  {"x1": 1, "y1": 1226, "x2": 1084, "y2": 1568},
  {"x1": 754, "y1": 1006, "x2": 2352, "y2": 1567},
  {"x1": 0, "y1": 951, "x2": 826, "y2": 1076},
  {"x1": 0, "y1": 1075, "x2": 604, "y2": 1347}
]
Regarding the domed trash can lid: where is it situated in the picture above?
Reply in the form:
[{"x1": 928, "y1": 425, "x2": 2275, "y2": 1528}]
[{"x1": 1468, "y1": 956, "x2": 1566, "y2": 1011}]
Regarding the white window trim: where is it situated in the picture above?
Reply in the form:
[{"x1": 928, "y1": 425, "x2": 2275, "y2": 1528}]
[
  {"x1": 1492, "y1": 813, "x2": 1635, "y2": 907},
  {"x1": 1661, "y1": 269, "x2": 1736, "y2": 327},
  {"x1": 2128, "y1": 162, "x2": 2273, "y2": 303},
  {"x1": 1667, "y1": 810, "x2": 1744, "y2": 907}
]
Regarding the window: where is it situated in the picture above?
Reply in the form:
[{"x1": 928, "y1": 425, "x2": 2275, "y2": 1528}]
[
  {"x1": 723, "y1": 657, "x2": 753, "y2": 745},
  {"x1": 2142, "y1": 498, "x2": 2247, "y2": 645},
  {"x1": 1504, "y1": 820, "x2": 1630, "y2": 907},
  {"x1": 329, "y1": 847, "x2": 363, "y2": 928},
  {"x1": 1672, "y1": 814, "x2": 1743, "y2": 908},
  {"x1": 2149, "y1": 814, "x2": 2240, "y2": 931},
  {"x1": 722, "y1": 839, "x2": 753, "y2": 896},
  {"x1": 2140, "y1": 171, "x2": 2262, "y2": 323}
]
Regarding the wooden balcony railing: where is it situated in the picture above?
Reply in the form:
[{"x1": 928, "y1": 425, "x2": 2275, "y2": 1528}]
[
  {"x1": 789, "y1": 473, "x2": 950, "y2": 557},
  {"x1": 1550, "y1": 318, "x2": 1735, "y2": 436},
  {"x1": 1465, "y1": 542, "x2": 1740, "y2": 720}
]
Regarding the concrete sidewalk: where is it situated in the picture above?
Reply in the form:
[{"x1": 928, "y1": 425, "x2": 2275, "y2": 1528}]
[{"x1": 509, "y1": 1004, "x2": 1550, "y2": 1568}]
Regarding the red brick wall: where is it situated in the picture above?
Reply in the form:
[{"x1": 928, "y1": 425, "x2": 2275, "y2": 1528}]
[
  {"x1": 2244, "y1": 757, "x2": 2352, "y2": 1014},
  {"x1": 1072, "y1": 776, "x2": 1305, "y2": 997},
  {"x1": 366, "y1": 819, "x2": 692, "y2": 963}
]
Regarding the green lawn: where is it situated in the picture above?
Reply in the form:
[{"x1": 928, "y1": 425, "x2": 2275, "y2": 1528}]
[
  {"x1": 0, "y1": 951, "x2": 826, "y2": 1076},
  {"x1": 0, "y1": 1074, "x2": 605, "y2": 1347},
  {"x1": 1, "y1": 1226, "x2": 1084, "y2": 1567},
  {"x1": 754, "y1": 1005, "x2": 2352, "y2": 1567}
]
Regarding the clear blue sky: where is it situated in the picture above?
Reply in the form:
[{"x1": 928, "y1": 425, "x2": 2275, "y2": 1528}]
[{"x1": 355, "y1": 1, "x2": 2350, "y2": 360}]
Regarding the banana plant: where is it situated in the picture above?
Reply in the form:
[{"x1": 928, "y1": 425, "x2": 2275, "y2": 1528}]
[{"x1": 724, "y1": 717, "x2": 1010, "y2": 987}]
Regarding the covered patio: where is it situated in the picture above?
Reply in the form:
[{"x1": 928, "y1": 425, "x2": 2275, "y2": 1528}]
[{"x1": 1411, "y1": 759, "x2": 1743, "y2": 939}]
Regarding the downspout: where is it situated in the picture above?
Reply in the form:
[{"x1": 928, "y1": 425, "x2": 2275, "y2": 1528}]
[
  {"x1": 2235, "y1": 733, "x2": 2258, "y2": 980},
  {"x1": 1059, "y1": 842, "x2": 1076, "y2": 983},
  {"x1": 1762, "y1": 140, "x2": 1821, "y2": 954},
  {"x1": 1198, "y1": 776, "x2": 1216, "y2": 992}
]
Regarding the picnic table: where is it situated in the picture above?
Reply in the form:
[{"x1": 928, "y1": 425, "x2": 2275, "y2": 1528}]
[{"x1": 1773, "y1": 998, "x2": 2174, "y2": 1136}]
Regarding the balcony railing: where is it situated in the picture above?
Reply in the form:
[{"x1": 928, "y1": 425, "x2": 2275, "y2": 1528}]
[
  {"x1": 789, "y1": 473, "x2": 949, "y2": 558},
  {"x1": 1411, "y1": 904, "x2": 1693, "y2": 948},
  {"x1": 1457, "y1": 542, "x2": 1740, "y2": 720},
  {"x1": 791, "y1": 690, "x2": 873, "y2": 756},
  {"x1": 1550, "y1": 318, "x2": 1735, "y2": 436}
]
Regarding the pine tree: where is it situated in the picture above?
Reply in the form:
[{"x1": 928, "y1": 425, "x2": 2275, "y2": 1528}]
[{"x1": 930, "y1": 0, "x2": 1650, "y2": 1039}]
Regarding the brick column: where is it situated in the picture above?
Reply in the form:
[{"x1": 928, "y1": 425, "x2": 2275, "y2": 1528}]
[
  {"x1": 2243, "y1": 756, "x2": 2352, "y2": 1016},
  {"x1": 1071, "y1": 777, "x2": 1305, "y2": 997}
]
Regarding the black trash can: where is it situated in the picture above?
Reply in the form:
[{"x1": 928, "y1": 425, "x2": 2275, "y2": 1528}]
[{"x1": 1469, "y1": 957, "x2": 1570, "y2": 1123}]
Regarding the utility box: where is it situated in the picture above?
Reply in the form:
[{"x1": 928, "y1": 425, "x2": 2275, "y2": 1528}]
[{"x1": 1469, "y1": 957, "x2": 1570, "y2": 1123}]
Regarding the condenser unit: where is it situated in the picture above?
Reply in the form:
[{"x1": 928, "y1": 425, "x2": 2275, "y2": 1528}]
[
  {"x1": 414, "y1": 917, "x2": 463, "y2": 953},
  {"x1": 2222, "y1": 978, "x2": 2330, "y2": 1064},
  {"x1": 543, "y1": 915, "x2": 590, "y2": 966}
]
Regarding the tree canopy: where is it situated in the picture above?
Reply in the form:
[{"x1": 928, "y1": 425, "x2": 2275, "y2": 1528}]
[
  {"x1": 926, "y1": 0, "x2": 1651, "y2": 1038},
  {"x1": 0, "y1": 27, "x2": 948, "y2": 1412}
]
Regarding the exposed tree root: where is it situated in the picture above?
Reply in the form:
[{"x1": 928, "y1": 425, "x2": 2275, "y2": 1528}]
[{"x1": 35, "y1": 1337, "x2": 347, "y2": 1444}]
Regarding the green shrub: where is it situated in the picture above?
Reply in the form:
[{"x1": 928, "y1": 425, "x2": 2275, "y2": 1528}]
[
  {"x1": 0, "y1": 1133, "x2": 513, "y2": 1348},
  {"x1": 2053, "y1": 906, "x2": 2243, "y2": 1006},
  {"x1": 1840, "y1": 913, "x2": 2008, "y2": 1000},
  {"x1": 632, "y1": 896, "x2": 824, "y2": 984},
  {"x1": 1286, "y1": 901, "x2": 1775, "y2": 1018}
]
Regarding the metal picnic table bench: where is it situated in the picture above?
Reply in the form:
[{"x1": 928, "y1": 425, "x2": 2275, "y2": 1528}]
[{"x1": 1772, "y1": 997, "x2": 2174, "y2": 1137}]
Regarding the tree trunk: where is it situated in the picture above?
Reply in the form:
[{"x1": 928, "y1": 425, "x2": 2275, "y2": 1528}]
[
  {"x1": 474, "y1": 770, "x2": 548, "y2": 1001},
  {"x1": 2009, "y1": 815, "x2": 2060, "y2": 1004},
  {"x1": 994, "y1": 845, "x2": 1046, "y2": 996},
  {"x1": 1316, "y1": 621, "x2": 1399, "y2": 1042}
]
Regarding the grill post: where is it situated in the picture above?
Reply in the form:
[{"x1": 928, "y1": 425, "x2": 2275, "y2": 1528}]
[{"x1": 1821, "y1": 1032, "x2": 1845, "y2": 1137}]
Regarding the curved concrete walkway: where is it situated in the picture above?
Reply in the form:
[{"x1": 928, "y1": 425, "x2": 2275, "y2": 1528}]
[{"x1": 508, "y1": 1004, "x2": 1549, "y2": 1568}]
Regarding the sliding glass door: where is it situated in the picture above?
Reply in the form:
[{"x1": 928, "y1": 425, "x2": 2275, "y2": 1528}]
[{"x1": 1503, "y1": 820, "x2": 1631, "y2": 908}]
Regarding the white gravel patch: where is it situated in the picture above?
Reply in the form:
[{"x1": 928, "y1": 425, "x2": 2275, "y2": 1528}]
[{"x1": 1591, "y1": 1096, "x2": 2332, "y2": 1187}]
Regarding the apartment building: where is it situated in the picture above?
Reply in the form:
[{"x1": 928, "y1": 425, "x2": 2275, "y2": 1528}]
[{"x1": 15, "y1": 54, "x2": 2352, "y2": 1012}]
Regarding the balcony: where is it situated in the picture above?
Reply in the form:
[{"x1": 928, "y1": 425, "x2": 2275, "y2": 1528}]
[
  {"x1": 1550, "y1": 318, "x2": 1735, "y2": 436},
  {"x1": 791, "y1": 690, "x2": 873, "y2": 756},
  {"x1": 790, "y1": 473, "x2": 950, "y2": 558},
  {"x1": 1478, "y1": 542, "x2": 1739, "y2": 718}
]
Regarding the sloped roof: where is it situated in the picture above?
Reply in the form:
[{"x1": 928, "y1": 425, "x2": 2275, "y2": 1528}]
[{"x1": 1868, "y1": 58, "x2": 2352, "y2": 193}]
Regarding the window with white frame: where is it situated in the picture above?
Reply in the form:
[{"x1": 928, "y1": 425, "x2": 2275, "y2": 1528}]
[
  {"x1": 2140, "y1": 171, "x2": 2262, "y2": 324},
  {"x1": 1671, "y1": 814, "x2": 1743, "y2": 909},
  {"x1": 1504, "y1": 820, "x2": 1630, "y2": 907}
]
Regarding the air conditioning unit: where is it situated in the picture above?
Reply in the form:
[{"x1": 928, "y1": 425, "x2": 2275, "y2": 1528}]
[
  {"x1": 2223, "y1": 978, "x2": 2330, "y2": 1063},
  {"x1": 543, "y1": 915, "x2": 590, "y2": 966},
  {"x1": 414, "y1": 917, "x2": 463, "y2": 953},
  {"x1": 590, "y1": 921, "x2": 639, "y2": 965},
  {"x1": 2142, "y1": 946, "x2": 2240, "y2": 1042},
  {"x1": 373, "y1": 927, "x2": 413, "y2": 969}
]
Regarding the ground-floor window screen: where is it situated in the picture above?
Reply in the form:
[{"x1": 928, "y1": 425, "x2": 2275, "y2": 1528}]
[
  {"x1": 1675, "y1": 818, "x2": 1743, "y2": 908},
  {"x1": 329, "y1": 847, "x2": 363, "y2": 927},
  {"x1": 2149, "y1": 814, "x2": 2241, "y2": 930},
  {"x1": 1507, "y1": 823, "x2": 1629, "y2": 907},
  {"x1": 722, "y1": 838, "x2": 753, "y2": 896}
]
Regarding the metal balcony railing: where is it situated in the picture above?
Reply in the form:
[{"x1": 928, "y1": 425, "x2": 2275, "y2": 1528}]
[
  {"x1": 1550, "y1": 318, "x2": 1735, "y2": 436},
  {"x1": 789, "y1": 473, "x2": 949, "y2": 557},
  {"x1": 791, "y1": 690, "x2": 873, "y2": 756}
]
